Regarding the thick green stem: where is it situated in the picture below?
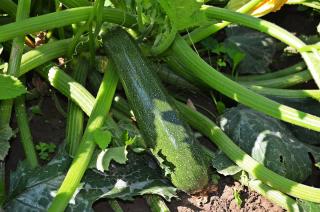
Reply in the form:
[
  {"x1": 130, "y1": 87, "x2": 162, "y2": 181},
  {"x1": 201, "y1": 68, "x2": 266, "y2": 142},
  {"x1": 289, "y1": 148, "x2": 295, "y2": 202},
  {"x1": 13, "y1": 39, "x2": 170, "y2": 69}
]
[
  {"x1": 19, "y1": 39, "x2": 71, "y2": 77},
  {"x1": 0, "y1": 7, "x2": 136, "y2": 42},
  {"x1": 0, "y1": 0, "x2": 31, "y2": 205},
  {"x1": 241, "y1": 178, "x2": 300, "y2": 211},
  {"x1": 54, "y1": 0, "x2": 65, "y2": 39},
  {"x1": 247, "y1": 86, "x2": 320, "y2": 101},
  {"x1": 168, "y1": 36, "x2": 320, "y2": 132},
  {"x1": 15, "y1": 91, "x2": 39, "y2": 168},
  {"x1": 184, "y1": 0, "x2": 263, "y2": 45},
  {"x1": 0, "y1": 0, "x2": 31, "y2": 128},
  {"x1": 37, "y1": 64, "x2": 95, "y2": 116},
  {"x1": 175, "y1": 101, "x2": 320, "y2": 203},
  {"x1": 66, "y1": 57, "x2": 89, "y2": 156},
  {"x1": 236, "y1": 62, "x2": 306, "y2": 81},
  {"x1": 108, "y1": 200, "x2": 124, "y2": 212},
  {"x1": 202, "y1": 147, "x2": 299, "y2": 211},
  {"x1": 202, "y1": 5, "x2": 320, "y2": 89},
  {"x1": 241, "y1": 70, "x2": 312, "y2": 88},
  {"x1": 146, "y1": 195, "x2": 170, "y2": 212},
  {"x1": 163, "y1": 56, "x2": 317, "y2": 100},
  {"x1": 48, "y1": 63, "x2": 118, "y2": 211}
]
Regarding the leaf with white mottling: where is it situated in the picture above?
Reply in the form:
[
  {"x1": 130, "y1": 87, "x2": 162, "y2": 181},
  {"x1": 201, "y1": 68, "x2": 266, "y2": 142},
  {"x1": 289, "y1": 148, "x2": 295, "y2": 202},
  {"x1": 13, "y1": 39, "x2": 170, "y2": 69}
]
[
  {"x1": 90, "y1": 146, "x2": 128, "y2": 172},
  {"x1": 217, "y1": 106, "x2": 312, "y2": 182},
  {"x1": 224, "y1": 26, "x2": 277, "y2": 74},
  {"x1": 297, "y1": 199, "x2": 320, "y2": 212},
  {"x1": 6, "y1": 152, "x2": 176, "y2": 211},
  {"x1": 211, "y1": 150, "x2": 241, "y2": 176}
]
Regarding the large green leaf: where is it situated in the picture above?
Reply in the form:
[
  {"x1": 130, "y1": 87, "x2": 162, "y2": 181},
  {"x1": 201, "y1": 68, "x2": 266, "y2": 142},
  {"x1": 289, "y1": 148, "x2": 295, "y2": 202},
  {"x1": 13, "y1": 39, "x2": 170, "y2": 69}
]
[
  {"x1": 224, "y1": 26, "x2": 277, "y2": 74},
  {"x1": 159, "y1": 0, "x2": 207, "y2": 30},
  {"x1": 0, "y1": 125, "x2": 13, "y2": 160},
  {"x1": 0, "y1": 74, "x2": 27, "y2": 99},
  {"x1": 5, "y1": 152, "x2": 176, "y2": 211},
  {"x1": 216, "y1": 106, "x2": 313, "y2": 182}
]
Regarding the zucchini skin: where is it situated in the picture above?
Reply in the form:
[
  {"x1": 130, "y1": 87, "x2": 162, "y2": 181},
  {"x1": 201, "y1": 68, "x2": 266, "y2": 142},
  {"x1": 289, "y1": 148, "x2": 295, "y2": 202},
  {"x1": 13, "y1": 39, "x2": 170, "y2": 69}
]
[{"x1": 103, "y1": 29, "x2": 208, "y2": 192}]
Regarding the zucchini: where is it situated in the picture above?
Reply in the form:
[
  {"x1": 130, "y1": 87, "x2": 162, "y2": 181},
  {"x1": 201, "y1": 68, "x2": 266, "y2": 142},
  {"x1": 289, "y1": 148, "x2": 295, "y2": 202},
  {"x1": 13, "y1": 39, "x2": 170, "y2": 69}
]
[{"x1": 103, "y1": 29, "x2": 208, "y2": 193}]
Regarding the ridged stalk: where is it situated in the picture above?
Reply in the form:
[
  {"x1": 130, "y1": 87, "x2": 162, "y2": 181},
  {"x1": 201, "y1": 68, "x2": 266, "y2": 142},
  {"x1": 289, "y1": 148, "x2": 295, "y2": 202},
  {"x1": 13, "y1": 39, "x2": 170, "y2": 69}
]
[
  {"x1": 168, "y1": 36, "x2": 320, "y2": 132},
  {"x1": 19, "y1": 39, "x2": 71, "y2": 77},
  {"x1": 202, "y1": 147, "x2": 299, "y2": 211},
  {"x1": 242, "y1": 178, "x2": 299, "y2": 211},
  {"x1": 202, "y1": 5, "x2": 320, "y2": 89},
  {"x1": 15, "y1": 90, "x2": 39, "y2": 168},
  {"x1": 108, "y1": 200, "x2": 123, "y2": 212},
  {"x1": 184, "y1": 0, "x2": 263, "y2": 44},
  {"x1": 247, "y1": 86, "x2": 320, "y2": 101},
  {"x1": 0, "y1": 0, "x2": 31, "y2": 205},
  {"x1": 236, "y1": 62, "x2": 306, "y2": 81},
  {"x1": 66, "y1": 57, "x2": 89, "y2": 156},
  {"x1": 0, "y1": 7, "x2": 136, "y2": 42},
  {"x1": 37, "y1": 65, "x2": 95, "y2": 116},
  {"x1": 48, "y1": 63, "x2": 118, "y2": 211},
  {"x1": 175, "y1": 101, "x2": 320, "y2": 203},
  {"x1": 0, "y1": 0, "x2": 31, "y2": 127},
  {"x1": 146, "y1": 195, "x2": 170, "y2": 212},
  {"x1": 241, "y1": 70, "x2": 312, "y2": 88}
]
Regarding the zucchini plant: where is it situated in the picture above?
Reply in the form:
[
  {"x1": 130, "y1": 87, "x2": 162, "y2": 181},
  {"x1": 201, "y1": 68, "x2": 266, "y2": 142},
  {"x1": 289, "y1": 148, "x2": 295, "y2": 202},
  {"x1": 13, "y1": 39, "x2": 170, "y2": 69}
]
[{"x1": 1, "y1": 0, "x2": 320, "y2": 211}]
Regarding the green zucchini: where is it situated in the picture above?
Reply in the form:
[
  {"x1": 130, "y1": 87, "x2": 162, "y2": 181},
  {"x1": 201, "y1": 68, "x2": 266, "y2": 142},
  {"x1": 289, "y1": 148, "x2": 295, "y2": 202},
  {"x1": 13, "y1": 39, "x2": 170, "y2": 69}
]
[{"x1": 103, "y1": 29, "x2": 208, "y2": 193}]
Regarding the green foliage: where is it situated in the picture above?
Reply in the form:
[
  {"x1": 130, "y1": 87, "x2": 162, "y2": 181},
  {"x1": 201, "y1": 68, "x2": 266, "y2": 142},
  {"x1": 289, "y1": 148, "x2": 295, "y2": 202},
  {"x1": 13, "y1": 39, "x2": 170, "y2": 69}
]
[
  {"x1": 5, "y1": 152, "x2": 176, "y2": 211},
  {"x1": 217, "y1": 106, "x2": 315, "y2": 182},
  {"x1": 201, "y1": 37, "x2": 245, "y2": 72},
  {"x1": 297, "y1": 199, "x2": 320, "y2": 212},
  {"x1": 35, "y1": 142, "x2": 56, "y2": 160},
  {"x1": 0, "y1": 74, "x2": 27, "y2": 100},
  {"x1": 93, "y1": 128, "x2": 112, "y2": 150},
  {"x1": 271, "y1": 98, "x2": 320, "y2": 145},
  {"x1": 90, "y1": 146, "x2": 128, "y2": 172},
  {"x1": 136, "y1": 0, "x2": 207, "y2": 54},
  {"x1": 224, "y1": 26, "x2": 277, "y2": 74},
  {"x1": 158, "y1": 0, "x2": 207, "y2": 30}
]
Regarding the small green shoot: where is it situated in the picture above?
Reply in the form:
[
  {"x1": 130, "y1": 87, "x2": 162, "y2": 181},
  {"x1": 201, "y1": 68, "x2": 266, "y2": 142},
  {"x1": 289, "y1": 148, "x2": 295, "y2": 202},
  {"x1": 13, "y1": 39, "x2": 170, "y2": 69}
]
[
  {"x1": 210, "y1": 92, "x2": 226, "y2": 115},
  {"x1": 233, "y1": 188, "x2": 243, "y2": 208},
  {"x1": 35, "y1": 142, "x2": 56, "y2": 161}
]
